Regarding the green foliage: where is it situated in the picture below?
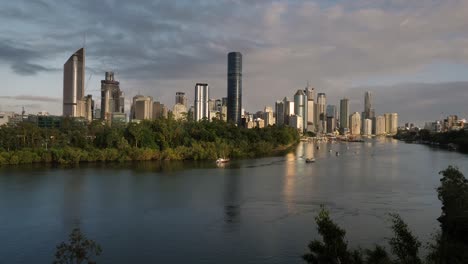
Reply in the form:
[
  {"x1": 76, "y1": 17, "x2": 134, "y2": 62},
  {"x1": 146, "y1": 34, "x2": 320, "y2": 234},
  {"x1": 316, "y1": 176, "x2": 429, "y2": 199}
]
[
  {"x1": 0, "y1": 118, "x2": 299, "y2": 165},
  {"x1": 396, "y1": 129, "x2": 468, "y2": 152},
  {"x1": 426, "y1": 166, "x2": 468, "y2": 264},
  {"x1": 304, "y1": 166, "x2": 468, "y2": 264},
  {"x1": 54, "y1": 228, "x2": 102, "y2": 264},
  {"x1": 303, "y1": 205, "x2": 355, "y2": 264},
  {"x1": 388, "y1": 213, "x2": 422, "y2": 264}
]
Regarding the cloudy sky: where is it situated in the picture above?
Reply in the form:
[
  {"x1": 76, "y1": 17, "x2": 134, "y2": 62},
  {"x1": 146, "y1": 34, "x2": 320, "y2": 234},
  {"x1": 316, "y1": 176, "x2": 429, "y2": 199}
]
[{"x1": 0, "y1": 0, "x2": 467, "y2": 125}]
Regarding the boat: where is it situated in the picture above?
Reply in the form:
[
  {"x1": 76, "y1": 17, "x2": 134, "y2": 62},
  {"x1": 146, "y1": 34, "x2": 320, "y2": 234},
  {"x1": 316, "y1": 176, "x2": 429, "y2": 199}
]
[
  {"x1": 216, "y1": 158, "x2": 230, "y2": 164},
  {"x1": 335, "y1": 152, "x2": 340, "y2": 156},
  {"x1": 305, "y1": 158, "x2": 315, "y2": 163}
]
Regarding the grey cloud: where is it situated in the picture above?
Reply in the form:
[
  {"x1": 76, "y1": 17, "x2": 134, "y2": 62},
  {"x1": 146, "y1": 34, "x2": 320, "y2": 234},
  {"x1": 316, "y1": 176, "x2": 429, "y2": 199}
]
[{"x1": 0, "y1": 0, "x2": 467, "y2": 121}]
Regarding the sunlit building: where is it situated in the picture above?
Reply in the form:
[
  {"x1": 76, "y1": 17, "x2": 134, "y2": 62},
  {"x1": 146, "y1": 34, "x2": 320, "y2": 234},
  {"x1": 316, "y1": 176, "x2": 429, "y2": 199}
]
[
  {"x1": 375, "y1": 115, "x2": 386, "y2": 136},
  {"x1": 63, "y1": 48, "x2": 90, "y2": 120},
  {"x1": 101, "y1": 72, "x2": 124, "y2": 122},
  {"x1": 349, "y1": 112, "x2": 361, "y2": 135},
  {"x1": 194, "y1": 83, "x2": 209, "y2": 121},
  {"x1": 132, "y1": 95, "x2": 153, "y2": 120},
  {"x1": 363, "y1": 118, "x2": 373, "y2": 136},
  {"x1": 294, "y1": 89, "x2": 307, "y2": 132}
]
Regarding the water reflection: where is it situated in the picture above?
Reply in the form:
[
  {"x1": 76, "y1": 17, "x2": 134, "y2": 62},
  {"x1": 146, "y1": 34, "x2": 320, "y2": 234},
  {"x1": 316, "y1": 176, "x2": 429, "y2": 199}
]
[{"x1": 224, "y1": 169, "x2": 241, "y2": 230}]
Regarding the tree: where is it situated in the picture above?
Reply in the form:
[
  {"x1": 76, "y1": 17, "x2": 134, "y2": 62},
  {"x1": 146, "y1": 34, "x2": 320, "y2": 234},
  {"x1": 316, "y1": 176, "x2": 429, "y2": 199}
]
[
  {"x1": 303, "y1": 206, "x2": 355, "y2": 264},
  {"x1": 388, "y1": 213, "x2": 422, "y2": 264},
  {"x1": 54, "y1": 228, "x2": 102, "y2": 264},
  {"x1": 427, "y1": 166, "x2": 468, "y2": 264}
]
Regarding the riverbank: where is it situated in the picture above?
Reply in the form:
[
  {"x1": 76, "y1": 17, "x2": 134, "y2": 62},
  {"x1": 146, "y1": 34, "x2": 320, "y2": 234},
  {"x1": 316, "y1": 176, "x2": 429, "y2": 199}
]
[
  {"x1": 0, "y1": 142, "x2": 299, "y2": 166},
  {"x1": 394, "y1": 129, "x2": 468, "y2": 153}
]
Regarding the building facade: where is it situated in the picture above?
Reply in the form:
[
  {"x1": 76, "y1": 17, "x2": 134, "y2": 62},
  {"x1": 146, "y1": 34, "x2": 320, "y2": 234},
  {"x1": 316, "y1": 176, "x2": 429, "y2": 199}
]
[
  {"x1": 340, "y1": 98, "x2": 349, "y2": 132},
  {"x1": 101, "y1": 72, "x2": 124, "y2": 122},
  {"x1": 275, "y1": 101, "x2": 285, "y2": 126},
  {"x1": 363, "y1": 118, "x2": 373, "y2": 136},
  {"x1": 63, "y1": 48, "x2": 87, "y2": 119},
  {"x1": 294, "y1": 89, "x2": 307, "y2": 132},
  {"x1": 349, "y1": 112, "x2": 361, "y2": 135},
  {"x1": 194, "y1": 83, "x2": 209, "y2": 121},
  {"x1": 132, "y1": 95, "x2": 153, "y2": 120},
  {"x1": 227, "y1": 52, "x2": 242, "y2": 125},
  {"x1": 375, "y1": 115, "x2": 386, "y2": 135},
  {"x1": 317, "y1": 93, "x2": 327, "y2": 133}
]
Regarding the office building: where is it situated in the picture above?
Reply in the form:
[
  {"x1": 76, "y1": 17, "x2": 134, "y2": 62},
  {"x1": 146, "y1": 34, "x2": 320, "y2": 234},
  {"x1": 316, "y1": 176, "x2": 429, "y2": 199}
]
[
  {"x1": 375, "y1": 115, "x2": 386, "y2": 135},
  {"x1": 326, "y1": 116, "x2": 336, "y2": 133},
  {"x1": 176, "y1": 92, "x2": 187, "y2": 107},
  {"x1": 227, "y1": 52, "x2": 242, "y2": 125},
  {"x1": 304, "y1": 85, "x2": 316, "y2": 130},
  {"x1": 364, "y1": 91, "x2": 375, "y2": 119},
  {"x1": 173, "y1": 103, "x2": 187, "y2": 120},
  {"x1": 263, "y1": 106, "x2": 274, "y2": 126},
  {"x1": 349, "y1": 112, "x2": 361, "y2": 135},
  {"x1": 101, "y1": 72, "x2": 124, "y2": 122},
  {"x1": 132, "y1": 95, "x2": 153, "y2": 120},
  {"x1": 290, "y1": 115, "x2": 303, "y2": 132},
  {"x1": 153, "y1": 101, "x2": 166, "y2": 119},
  {"x1": 63, "y1": 48, "x2": 87, "y2": 118},
  {"x1": 294, "y1": 89, "x2": 307, "y2": 132},
  {"x1": 390, "y1": 113, "x2": 398, "y2": 135},
  {"x1": 363, "y1": 118, "x2": 373, "y2": 136},
  {"x1": 283, "y1": 97, "x2": 295, "y2": 126},
  {"x1": 194, "y1": 83, "x2": 209, "y2": 121},
  {"x1": 340, "y1": 98, "x2": 349, "y2": 132},
  {"x1": 317, "y1": 93, "x2": 326, "y2": 133},
  {"x1": 275, "y1": 101, "x2": 285, "y2": 126}
]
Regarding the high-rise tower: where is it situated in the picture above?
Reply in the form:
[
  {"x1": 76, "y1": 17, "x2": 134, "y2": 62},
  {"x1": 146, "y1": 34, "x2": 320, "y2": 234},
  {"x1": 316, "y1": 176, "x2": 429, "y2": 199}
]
[
  {"x1": 294, "y1": 89, "x2": 307, "y2": 132},
  {"x1": 194, "y1": 83, "x2": 209, "y2": 121},
  {"x1": 63, "y1": 48, "x2": 86, "y2": 118},
  {"x1": 101, "y1": 72, "x2": 124, "y2": 121},
  {"x1": 340, "y1": 98, "x2": 349, "y2": 132},
  {"x1": 227, "y1": 52, "x2": 242, "y2": 125},
  {"x1": 317, "y1": 93, "x2": 327, "y2": 133},
  {"x1": 304, "y1": 84, "x2": 315, "y2": 131},
  {"x1": 364, "y1": 91, "x2": 375, "y2": 119}
]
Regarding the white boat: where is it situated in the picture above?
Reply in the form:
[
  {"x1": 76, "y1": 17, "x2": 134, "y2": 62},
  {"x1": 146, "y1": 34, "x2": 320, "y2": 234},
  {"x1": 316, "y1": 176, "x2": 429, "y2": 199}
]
[
  {"x1": 216, "y1": 158, "x2": 230, "y2": 164},
  {"x1": 305, "y1": 158, "x2": 316, "y2": 163}
]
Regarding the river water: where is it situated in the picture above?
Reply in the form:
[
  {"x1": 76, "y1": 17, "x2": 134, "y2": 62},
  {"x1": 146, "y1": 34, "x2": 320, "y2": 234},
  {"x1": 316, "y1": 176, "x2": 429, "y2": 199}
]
[{"x1": 0, "y1": 138, "x2": 467, "y2": 263}]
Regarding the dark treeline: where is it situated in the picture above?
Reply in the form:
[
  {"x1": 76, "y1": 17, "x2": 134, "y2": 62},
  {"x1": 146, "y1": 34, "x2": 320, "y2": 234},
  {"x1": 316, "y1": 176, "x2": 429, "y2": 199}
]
[
  {"x1": 395, "y1": 129, "x2": 468, "y2": 153},
  {"x1": 0, "y1": 117, "x2": 299, "y2": 165},
  {"x1": 303, "y1": 166, "x2": 468, "y2": 264}
]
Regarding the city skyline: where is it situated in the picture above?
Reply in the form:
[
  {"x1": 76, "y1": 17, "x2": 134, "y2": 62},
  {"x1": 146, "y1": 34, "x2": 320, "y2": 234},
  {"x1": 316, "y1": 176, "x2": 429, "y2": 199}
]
[{"x1": 1, "y1": 0, "x2": 468, "y2": 124}]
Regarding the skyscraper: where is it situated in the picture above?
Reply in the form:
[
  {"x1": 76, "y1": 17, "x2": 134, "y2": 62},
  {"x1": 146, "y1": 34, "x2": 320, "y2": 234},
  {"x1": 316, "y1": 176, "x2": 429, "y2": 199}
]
[
  {"x1": 176, "y1": 92, "x2": 187, "y2": 107},
  {"x1": 340, "y1": 98, "x2": 349, "y2": 133},
  {"x1": 294, "y1": 89, "x2": 307, "y2": 132},
  {"x1": 283, "y1": 97, "x2": 294, "y2": 125},
  {"x1": 364, "y1": 91, "x2": 375, "y2": 119},
  {"x1": 375, "y1": 115, "x2": 386, "y2": 135},
  {"x1": 390, "y1": 113, "x2": 398, "y2": 135},
  {"x1": 363, "y1": 119, "x2": 372, "y2": 136},
  {"x1": 63, "y1": 48, "x2": 86, "y2": 118},
  {"x1": 131, "y1": 95, "x2": 153, "y2": 120},
  {"x1": 349, "y1": 112, "x2": 361, "y2": 135},
  {"x1": 317, "y1": 93, "x2": 327, "y2": 133},
  {"x1": 101, "y1": 72, "x2": 124, "y2": 121},
  {"x1": 304, "y1": 85, "x2": 315, "y2": 131},
  {"x1": 194, "y1": 83, "x2": 209, "y2": 121},
  {"x1": 227, "y1": 52, "x2": 242, "y2": 125},
  {"x1": 275, "y1": 100, "x2": 285, "y2": 126}
]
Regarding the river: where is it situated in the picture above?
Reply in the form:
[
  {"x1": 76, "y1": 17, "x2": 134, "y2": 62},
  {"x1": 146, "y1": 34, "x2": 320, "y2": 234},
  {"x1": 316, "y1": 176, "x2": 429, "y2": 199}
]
[{"x1": 0, "y1": 138, "x2": 467, "y2": 263}]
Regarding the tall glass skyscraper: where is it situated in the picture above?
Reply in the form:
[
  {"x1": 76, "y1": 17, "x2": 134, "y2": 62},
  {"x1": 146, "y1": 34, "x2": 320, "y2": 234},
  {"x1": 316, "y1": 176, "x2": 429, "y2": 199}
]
[
  {"x1": 194, "y1": 83, "x2": 209, "y2": 121},
  {"x1": 63, "y1": 48, "x2": 85, "y2": 118},
  {"x1": 227, "y1": 52, "x2": 242, "y2": 125}
]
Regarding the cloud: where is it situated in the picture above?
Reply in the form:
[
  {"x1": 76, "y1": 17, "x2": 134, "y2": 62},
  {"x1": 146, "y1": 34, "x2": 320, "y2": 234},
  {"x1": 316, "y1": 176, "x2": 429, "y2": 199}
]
[{"x1": 0, "y1": 0, "x2": 467, "y2": 120}]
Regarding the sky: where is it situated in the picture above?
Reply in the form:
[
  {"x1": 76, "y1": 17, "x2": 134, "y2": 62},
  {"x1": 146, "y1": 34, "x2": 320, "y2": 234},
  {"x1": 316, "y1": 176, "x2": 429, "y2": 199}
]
[{"x1": 0, "y1": 0, "x2": 468, "y2": 125}]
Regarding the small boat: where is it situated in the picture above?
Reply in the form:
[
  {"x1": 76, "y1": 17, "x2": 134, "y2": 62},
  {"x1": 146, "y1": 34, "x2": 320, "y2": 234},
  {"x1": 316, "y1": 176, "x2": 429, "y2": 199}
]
[
  {"x1": 335, "y1": 152, "x2": 340, "y2": 156},
  {"x1": 216, "y1": 158, "x2": 230, "y2": 164},
  {"x1": 305, "y1": 158, "x2": 315, "y2": 163}
]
